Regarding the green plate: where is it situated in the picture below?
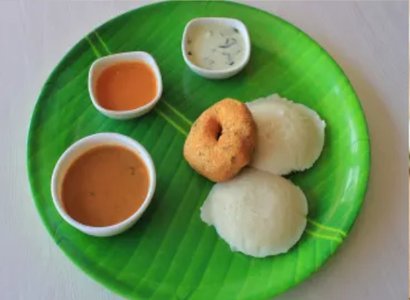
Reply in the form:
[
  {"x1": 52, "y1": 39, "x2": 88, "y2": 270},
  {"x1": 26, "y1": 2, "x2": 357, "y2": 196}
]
[{"x1": 27, "y1": 1, "x2": 370, "y2": 299}]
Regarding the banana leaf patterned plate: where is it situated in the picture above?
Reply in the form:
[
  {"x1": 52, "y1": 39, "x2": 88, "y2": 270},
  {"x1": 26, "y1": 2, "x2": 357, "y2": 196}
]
[{"x1": 27, "y1": 1, "x2": 370, "y2": 299}]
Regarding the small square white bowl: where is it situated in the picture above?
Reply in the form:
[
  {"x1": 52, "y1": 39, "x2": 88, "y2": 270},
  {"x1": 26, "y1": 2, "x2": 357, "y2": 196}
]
[
  {"x1": 181, "y1": 17, "x2": 251, "y2": 79},
  {"x1": 88, "y1": 51, "x2": 162, "y2": 120}
]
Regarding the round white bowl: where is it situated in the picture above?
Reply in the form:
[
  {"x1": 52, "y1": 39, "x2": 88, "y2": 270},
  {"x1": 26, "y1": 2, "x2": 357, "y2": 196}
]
[
  {"x1": 51, "y1": 133, "x2": 156, "y2": 237},
  {"x1": 88, "y1": 51, "x2": 162, "y2": 120},
  {"x1": 181, "y1": 17, "x2": 251, "y2": 79}
]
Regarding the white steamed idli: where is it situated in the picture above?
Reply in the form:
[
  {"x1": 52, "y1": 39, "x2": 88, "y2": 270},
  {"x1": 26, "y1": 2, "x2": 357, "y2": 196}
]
[
  {"x1": 247, "y1": 94, "x2": 325, "y2": 175},
  {"x1": 200, "y1": 168, "x2": 308, "y2": 257}
]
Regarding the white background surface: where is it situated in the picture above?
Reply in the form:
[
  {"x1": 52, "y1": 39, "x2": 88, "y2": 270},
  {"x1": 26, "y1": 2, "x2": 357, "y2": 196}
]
[{"x1": 0, "y1": 1, "x2": 408, "y2": 299}]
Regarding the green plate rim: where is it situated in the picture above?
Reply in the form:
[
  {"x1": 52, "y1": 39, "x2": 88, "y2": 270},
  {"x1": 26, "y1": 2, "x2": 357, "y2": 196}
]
[{"x1": 27, "y1": 1, "x2": 371, "y2": 298}]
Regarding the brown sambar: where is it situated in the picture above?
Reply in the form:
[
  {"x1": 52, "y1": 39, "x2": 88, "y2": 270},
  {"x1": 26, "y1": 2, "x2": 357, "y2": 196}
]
[{"x1": 62, "y1": 145, "x2": 149, "y2": 227}]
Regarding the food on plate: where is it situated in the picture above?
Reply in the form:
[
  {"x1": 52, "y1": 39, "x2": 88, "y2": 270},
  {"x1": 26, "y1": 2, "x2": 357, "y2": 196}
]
[
  {"x1": 184, "y1": 94, "x2": 324, "y2": 256},
  {"x1": 62, "y1": 145, "x2": 149, "y2": 227},
  {"x1": 247, "y1": 94, "x2": 325, "y2": 175},
  {"x1": 183, "y1": 98, "x2": 256, "y2": 182},
  {"x1": 184, "y1": 21, "x2": 246, "y2": 70},
  {"x1": 95, "y1": 61, "x2": 157, "y2": 111},
  {"x1": 201, "y1": 168, "x2": 308, "y2": 257}
]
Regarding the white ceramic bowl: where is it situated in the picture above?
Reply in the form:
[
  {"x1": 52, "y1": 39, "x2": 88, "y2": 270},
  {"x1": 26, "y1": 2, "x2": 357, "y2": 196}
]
[
  {"x1": 88, "y1": 51, "x2": 162, "y2": 120},
  {"x1": 181, "y1": 17, "x2": 251, "y2": 79},
  {"x1": 51, "y1": 133, "x2": 156, "y2": 237}
]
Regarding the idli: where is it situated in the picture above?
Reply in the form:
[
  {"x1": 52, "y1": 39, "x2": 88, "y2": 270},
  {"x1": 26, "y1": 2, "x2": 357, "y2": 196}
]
[
  {"x1": 200, "y1": 168, "x2": 308, "y2": 257},
  {"x1": 247, "y1": 94, "x2": 325, "y2": 175}
]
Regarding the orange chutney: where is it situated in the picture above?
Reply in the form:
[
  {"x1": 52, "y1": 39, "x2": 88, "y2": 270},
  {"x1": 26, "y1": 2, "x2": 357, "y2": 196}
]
[
  {"x1": 96, "y1": 61, "x2": 157, "y2": 111},
  {"x1": 62, "y1": 145, "x2": 149, "y2": 227}
]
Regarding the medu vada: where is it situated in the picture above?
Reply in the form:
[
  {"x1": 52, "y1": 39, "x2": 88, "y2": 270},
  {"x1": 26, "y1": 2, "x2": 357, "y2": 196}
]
[{"x1": 183, "y1": 98, "x2": 256, "y2": 182}]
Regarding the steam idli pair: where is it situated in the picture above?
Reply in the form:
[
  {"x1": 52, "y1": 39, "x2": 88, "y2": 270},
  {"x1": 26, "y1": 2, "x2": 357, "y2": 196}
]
[{"x1": 183, "y1": 94, "x2": 326, "y2": 257}]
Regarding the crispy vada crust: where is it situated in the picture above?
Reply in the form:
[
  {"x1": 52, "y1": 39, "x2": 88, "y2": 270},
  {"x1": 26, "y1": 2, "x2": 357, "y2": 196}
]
[{"x1": 183, "y1": 98, "x2": 256, "y2": 182}]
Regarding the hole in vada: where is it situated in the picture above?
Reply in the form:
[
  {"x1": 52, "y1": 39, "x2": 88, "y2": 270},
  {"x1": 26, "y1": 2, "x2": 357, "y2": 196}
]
[
  {"x1": 215, "y1": 124, "x2": 223, "y2": 141},
  {"x1": 206, "y1": 117, "x2": 223, "y2": 142}
]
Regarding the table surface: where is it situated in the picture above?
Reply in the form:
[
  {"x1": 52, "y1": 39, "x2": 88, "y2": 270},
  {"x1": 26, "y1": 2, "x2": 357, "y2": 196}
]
[{"x1": 1, "y1": 1, "x2": 407, "y2": 299}]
